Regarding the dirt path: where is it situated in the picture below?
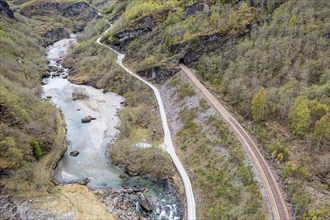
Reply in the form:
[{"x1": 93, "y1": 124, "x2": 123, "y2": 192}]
[{"x1": 180, "y1": 64, "x2": 291, "y2": 220}]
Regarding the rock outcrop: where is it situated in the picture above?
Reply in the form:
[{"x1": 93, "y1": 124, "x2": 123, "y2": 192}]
[
  {"x1": 0, "y1": 0, "x2": 14, "y2": 19},
  {"x1": 43, "y1": 27, "x2": 69, "y2": 44},
  {"x1": 110, "y1": 9, "x2": 170, "y2": 52},
  {"x1": 20, "y1": 1, "x2": 95, "y2": 22},
  {"x1": 182, "y1": 2, "x2": 204, "y2": 18},
  {"x1": 137, "y1": 64, "x2": 181, "y2": 84},
  {"x1": 19, "y1": 1, "x2": 96, "y2": 44}
]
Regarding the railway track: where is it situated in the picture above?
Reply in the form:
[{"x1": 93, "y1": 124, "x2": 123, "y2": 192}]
[{"x1": 180, "y1": 64, "x2": 291, "y2": 220}]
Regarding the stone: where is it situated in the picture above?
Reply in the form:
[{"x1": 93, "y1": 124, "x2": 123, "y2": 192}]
[
  {"x1": 70, "y1": 150, "x2": 79, "y2": 156},
  {"x1": 52, "y1": 72, "x2": 61, "y2": 77},
  {"x1": 137, "y1": 193, "x2": 153, "y2": 212},
  {"x1": 81, "y1": 116, "x2": 92, "y2": 123},
  {"x1": 79, "y1": 177, "x2": 90, "y2": 185},
  {"x1": 119, "y1": 174, "x2": 128, "y2": 179},
  {"x1": 155, "y1": 206, "x2": 161, "y2": 215},
  {"x1": 42, "y1": 72, "x2": 51, "y2": 78}
]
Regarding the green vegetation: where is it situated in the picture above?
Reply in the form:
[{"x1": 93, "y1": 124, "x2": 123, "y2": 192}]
[
  {"x1": 198, "y1": 98, "x2": 210, "y2": 111},
  {"x1": 175, "y1": 82, "x2": 196, "y2": 99},
  {"x1": 288, "y1": 96, "x2": 311, "y2": 136},
  {"x1": 0, "y1": 6, "x2": 66, "y2": 196},
  {"x1": 31, "y1": 139, "x2": 42, "y2": 160},
  {"x1": 251, "y1": 87, "x2": 267, "y2": 121}
]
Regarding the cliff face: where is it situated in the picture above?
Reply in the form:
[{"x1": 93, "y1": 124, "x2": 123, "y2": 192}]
[
  {"x1": 20, "y1": 1, "x2": 95, "y2": 22},
  {"x1": 0, "y1": 0, "x2": 14, "y2": 19},
  {"x1": 19, "y1": 0, "x2": 96, "y2": 45}
]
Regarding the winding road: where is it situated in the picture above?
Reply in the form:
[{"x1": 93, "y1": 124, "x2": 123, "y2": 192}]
[
  {"x1": 97, "y1": 25, "x2": 196, "y2": 220},
  {"x1": 180, "y1": 64, "x2": 291, "y2": 220}
]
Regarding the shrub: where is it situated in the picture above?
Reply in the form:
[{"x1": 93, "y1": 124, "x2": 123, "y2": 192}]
[
  {"x1": 199, "y1": 98, "x2": 210, "y2": 111},
  {"x1": 175, "y1": 82, "x2": 196, "y2": 99},
  {"x1": 31, "y1": 139, "x2": 42, "y2": 160}
]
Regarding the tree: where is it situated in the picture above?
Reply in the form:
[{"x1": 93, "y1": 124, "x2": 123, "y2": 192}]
[
  {"x1": 251, "y1": 87, "x2": 267, "y2": 121},
  {"x1": 313, "y1": 112, "x2": 330, "y2": 147},
  {"x1": 288, "y1": 96, "x2": 311, "y2": 136},
  {"x1": 309, "y1": 100, "x2": 329, "y2": 123}
]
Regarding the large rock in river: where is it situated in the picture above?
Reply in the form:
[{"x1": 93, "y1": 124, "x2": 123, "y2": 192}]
[
  {"x1": 70, "y1": 150, "x2": 79, "y2": 156},
  {"x1": 81, "y1": 116, "x2": 92, "y2": 123},
  {"x1": 137, "y1": 193, "x2": 153, "y2": 212}
]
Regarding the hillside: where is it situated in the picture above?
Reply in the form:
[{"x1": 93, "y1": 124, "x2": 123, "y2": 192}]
[
  {"x1": 103, "y1": 0, "x2": 330, "y2": 219},
  {"x1": 0, "y1": 0, "x2": 101, "y2": 213}
]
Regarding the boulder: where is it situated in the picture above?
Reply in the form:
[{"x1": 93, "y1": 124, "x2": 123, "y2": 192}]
[
  {"x1": 78, "y1": 177, "x2": 90, "y2": 185},
  {"x1": 119, "y1": 174, "x2": 128, "y2": 179},
  {"x1": 70, "y1": 150, "x2": 79, "y2": 156},
  {"x1": 52, "y1": 72, "x2": 61, "y2": 77},
  {"x1": 42, "y1": 72, "x2": 51, "y2": 78},
  {"x1": 81, "y1": 116, "x2": 92, "y2": 123},
  {"x1": 126, "y1": 165, "x2": 140, "y2": 176},
  {"x1": 137, "y1": 193, "x2": 153, "y2": 212}
]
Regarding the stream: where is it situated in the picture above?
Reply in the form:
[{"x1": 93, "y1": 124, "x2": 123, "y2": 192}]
[{"x1": 42, "y1": 34, "x2": 180, "y2": 220}]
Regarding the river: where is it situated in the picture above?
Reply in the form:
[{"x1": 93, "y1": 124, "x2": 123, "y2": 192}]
[{"x1": 42, "y1": 34, "x2": 180, "y2": 220}]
